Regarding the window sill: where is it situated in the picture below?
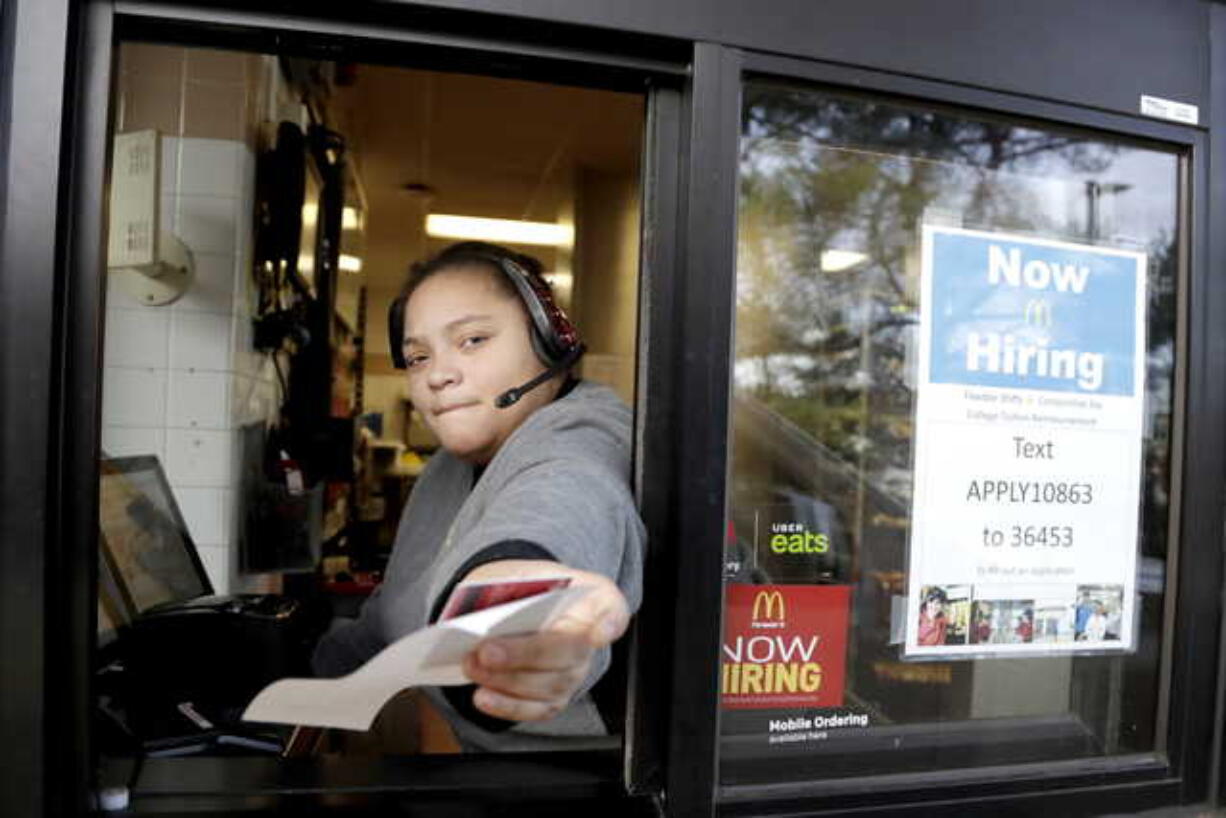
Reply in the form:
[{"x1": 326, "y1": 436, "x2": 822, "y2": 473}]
[{"x1": 99, "y1": 750, "x2": 654, "y2": 816}]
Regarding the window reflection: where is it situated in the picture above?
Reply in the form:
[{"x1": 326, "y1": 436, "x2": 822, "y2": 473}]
[{"x1": 723, "y1": 84, "x2": 1179, "y2": 783}]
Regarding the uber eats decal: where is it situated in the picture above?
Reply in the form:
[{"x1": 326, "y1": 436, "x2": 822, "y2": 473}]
[
  {"x1": 754, "y1": 504, "x2": 839, "y2": 582},
  {"x1": 905, "y1": 225, "x2": 1147, "y2": 657}
]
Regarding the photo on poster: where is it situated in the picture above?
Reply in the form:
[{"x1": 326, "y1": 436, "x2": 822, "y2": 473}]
[
  {"x1": 981, "y1": 599, "x2": 1035, "y2": 645},
  {"x1": 916, "y1": 584, "x2": 971, "y2": 646},
  {"x1": 1032, "y1": 598, "x2": 1077, "y2": 644},
  {"x1": 969, "y1": 600, "x2": 994, "y2": 644},
  {"x1": 916, "y1": 583, "x2": 1126, "y2": 654},
  {"x1": 1074, "y1": 584, "x2": 1124, "y2": 642}
]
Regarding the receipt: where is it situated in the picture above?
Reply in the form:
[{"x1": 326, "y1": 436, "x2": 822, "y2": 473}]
[{"x1": 241, "y1": 585, "x2": 590, "y2": 731}]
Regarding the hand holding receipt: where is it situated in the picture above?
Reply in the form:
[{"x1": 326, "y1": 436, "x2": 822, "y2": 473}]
[{"x1": 241, "y1": 578, "x2": 587, "y2": 732}]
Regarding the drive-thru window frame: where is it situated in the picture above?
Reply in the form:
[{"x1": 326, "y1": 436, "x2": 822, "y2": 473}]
[{"x1": 3, "y1": 2, "x2": 1225, "y2": 817}]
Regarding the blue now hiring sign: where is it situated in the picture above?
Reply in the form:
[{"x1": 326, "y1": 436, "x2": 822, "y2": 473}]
[{"x1": 925, "y1": 227, "x2": 1144, "y2": 397}]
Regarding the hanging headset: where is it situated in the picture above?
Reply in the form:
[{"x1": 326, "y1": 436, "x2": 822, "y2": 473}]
[{"x1": 387, "y1": 248, "x2": 585, "y2": 408}]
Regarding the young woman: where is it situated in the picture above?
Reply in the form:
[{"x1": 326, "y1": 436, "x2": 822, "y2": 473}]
[
  {"x1": 312, "y1": 241, "x2": 645, "y2": 751},
  {"x1": 916, "y1": 587, "x2": 949, "y2": 646}
]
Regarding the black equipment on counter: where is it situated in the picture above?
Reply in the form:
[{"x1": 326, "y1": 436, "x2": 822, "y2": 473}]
[{"x1": 97, "y1": 456, "x2": 325, "y2": 754}]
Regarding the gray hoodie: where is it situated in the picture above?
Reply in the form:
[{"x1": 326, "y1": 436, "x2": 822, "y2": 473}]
[{"x1": 312, "y1": 379, "x2": 645, "y2": 750}]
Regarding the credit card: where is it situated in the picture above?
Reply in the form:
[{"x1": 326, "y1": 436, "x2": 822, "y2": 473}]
[{"x1": 439, "y1": 576, "x2": 572, "y2": 621}]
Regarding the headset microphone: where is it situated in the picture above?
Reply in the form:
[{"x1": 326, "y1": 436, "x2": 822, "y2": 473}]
[{"x1": 494, "y1": 344, "x2": 585, "y2": 409}]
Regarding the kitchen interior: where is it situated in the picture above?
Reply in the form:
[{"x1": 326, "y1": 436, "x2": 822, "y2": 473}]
[{"x1": 95, "y1": 43, "x2": 644, "y2": 757}]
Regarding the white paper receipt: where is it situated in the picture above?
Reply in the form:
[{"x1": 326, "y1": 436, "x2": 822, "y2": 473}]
[{"x1": 241, "y1": 584, "x2": 590, "y2": 732}]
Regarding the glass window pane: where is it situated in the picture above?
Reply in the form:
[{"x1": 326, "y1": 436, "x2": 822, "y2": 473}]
[{"x1": 721, "y1": 81, "x2": 1179, "y2": 785}]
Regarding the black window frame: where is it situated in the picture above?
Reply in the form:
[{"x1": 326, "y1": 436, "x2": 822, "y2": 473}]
[
  {"x1": 4, "y1": 2, "x2": 1226, "y2": 818},
  {"x1": 702, "y1": 48, "x2": 1221, "y2": 817},
  {"x1": 26, "y1": 1, "x2": 708, "y2": 815}
]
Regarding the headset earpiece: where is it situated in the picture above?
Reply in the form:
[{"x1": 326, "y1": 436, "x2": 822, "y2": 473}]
[
  {"x1": 388, "y1": 294, "x2": 407, "y2": 369},
  {"x1": 492, "y1": 255, "x2": 581, "y2": 366}
]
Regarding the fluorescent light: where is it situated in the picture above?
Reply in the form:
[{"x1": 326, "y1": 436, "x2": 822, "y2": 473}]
[
  {"x1": 426, "y1": 214, "x2": 574, "y2": 247},
  {"x1": 339, "y1": 254, "x2": 363, "y2": 273},
  {"x1": 820, "y1": 249, "x2": 869, "y2": 272}
]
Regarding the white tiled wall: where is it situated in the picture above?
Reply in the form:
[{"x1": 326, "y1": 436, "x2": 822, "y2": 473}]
[
  {"x1": 103, "y1": 309, "x2": 169, "y2": 369},
  {"x1": 175, "y1": 487, "x2": 234, "y2": 545},
  {"x1": 177, "y1": 251, "x2": 237, "y2": 314},
  {"x1": 195, "y1": 545, "x2": 233, "y2": 595},
  {"x1": 178, "y1": 139, "x2": 243, "y2": 197},
  {"x1": 102, "y1": 367, "x2": 169, "y2": 428},
  {"x1": 99, "y1": 427, "x2": 166, "y2": 461},
  {"x1": 166, "y1": 370, "x2": 231, "y2": 429},
  {"x1": 177, "y1": 194, "x2": 239, "y2": 257},
  {"x1": 164, "y1": 428, "x2": 234, "y2": 487},
  {"x1": 102, "y1": 135, "x2": 275, "y2": 594},
  {"x1": 168, "y1": 311, "x2": 233, "y2": 371}
]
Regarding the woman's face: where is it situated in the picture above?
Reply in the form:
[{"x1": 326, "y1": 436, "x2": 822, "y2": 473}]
[{"x1": 402, "y1": 265, "x2": 559, "y2": 463}]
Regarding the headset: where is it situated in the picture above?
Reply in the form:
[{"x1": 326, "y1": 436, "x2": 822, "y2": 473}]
[{"x1": 388, "y1": 247, "x2": 585, "y2": 409}]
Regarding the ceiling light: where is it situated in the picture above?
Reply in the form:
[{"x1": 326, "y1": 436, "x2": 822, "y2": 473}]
[
  {"x1": 339, "y1": 254, "x2": 363, "y2": 273},
  {"x1": 426, "y1": 214, "x2": 574, "y2": 247},
  {"x1": 820, "y1": 249, "x2": 869, "y2": 272}
]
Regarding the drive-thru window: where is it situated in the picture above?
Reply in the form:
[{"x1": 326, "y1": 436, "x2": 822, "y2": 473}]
[{"x1": 2, "y1": 3, "x2": 1224, "y2": 817}]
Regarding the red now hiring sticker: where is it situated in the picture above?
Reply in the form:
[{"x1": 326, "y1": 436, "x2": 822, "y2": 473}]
[{"x1": 721, "y1": 584, "x2": 851, "y2": 710}]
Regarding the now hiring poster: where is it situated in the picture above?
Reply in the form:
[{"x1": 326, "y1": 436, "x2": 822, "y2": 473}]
[{"x1": 904, "y1": 225, "x2": 1147, "y2": 658}]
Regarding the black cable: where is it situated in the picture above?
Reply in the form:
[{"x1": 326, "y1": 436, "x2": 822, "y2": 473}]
[{"x1": 270, "y1": 351, "x2": 289, "y2": 405}]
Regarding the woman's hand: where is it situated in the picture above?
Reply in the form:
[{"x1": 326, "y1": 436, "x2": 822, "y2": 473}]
[{"x1": 457, "y1": 559, "x2": 629, "y2": 722}]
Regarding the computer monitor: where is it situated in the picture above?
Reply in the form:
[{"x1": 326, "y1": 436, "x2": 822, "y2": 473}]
[{"x1": 98, "y1": 455, "x2": 213, "y2": 617}]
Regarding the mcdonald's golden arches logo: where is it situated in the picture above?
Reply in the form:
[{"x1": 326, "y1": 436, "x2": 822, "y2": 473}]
[
  {"x1": 1024, "y1": 298, "x2": 1053, "y2": 328},
  {"x1": 752, "y1": 590, "x2": 786, "y2": 623}
]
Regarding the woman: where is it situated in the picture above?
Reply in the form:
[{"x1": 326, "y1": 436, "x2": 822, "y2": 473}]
[
  {"x1": 917, "y1": 587, "x2": 948, "y2": 646},
  {"x1": 1085, "y1": 602, "x2": 1108, "y2": 642},
  {"x1": 971, "y1": 604, "x2": 992, "y2": 645},
  {"x1": 313, "y1": 241, "x2": 645, "y2": 751},
  {"x1": 1014, "y1": 608, "x2": 1034, "y2": 643}
]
